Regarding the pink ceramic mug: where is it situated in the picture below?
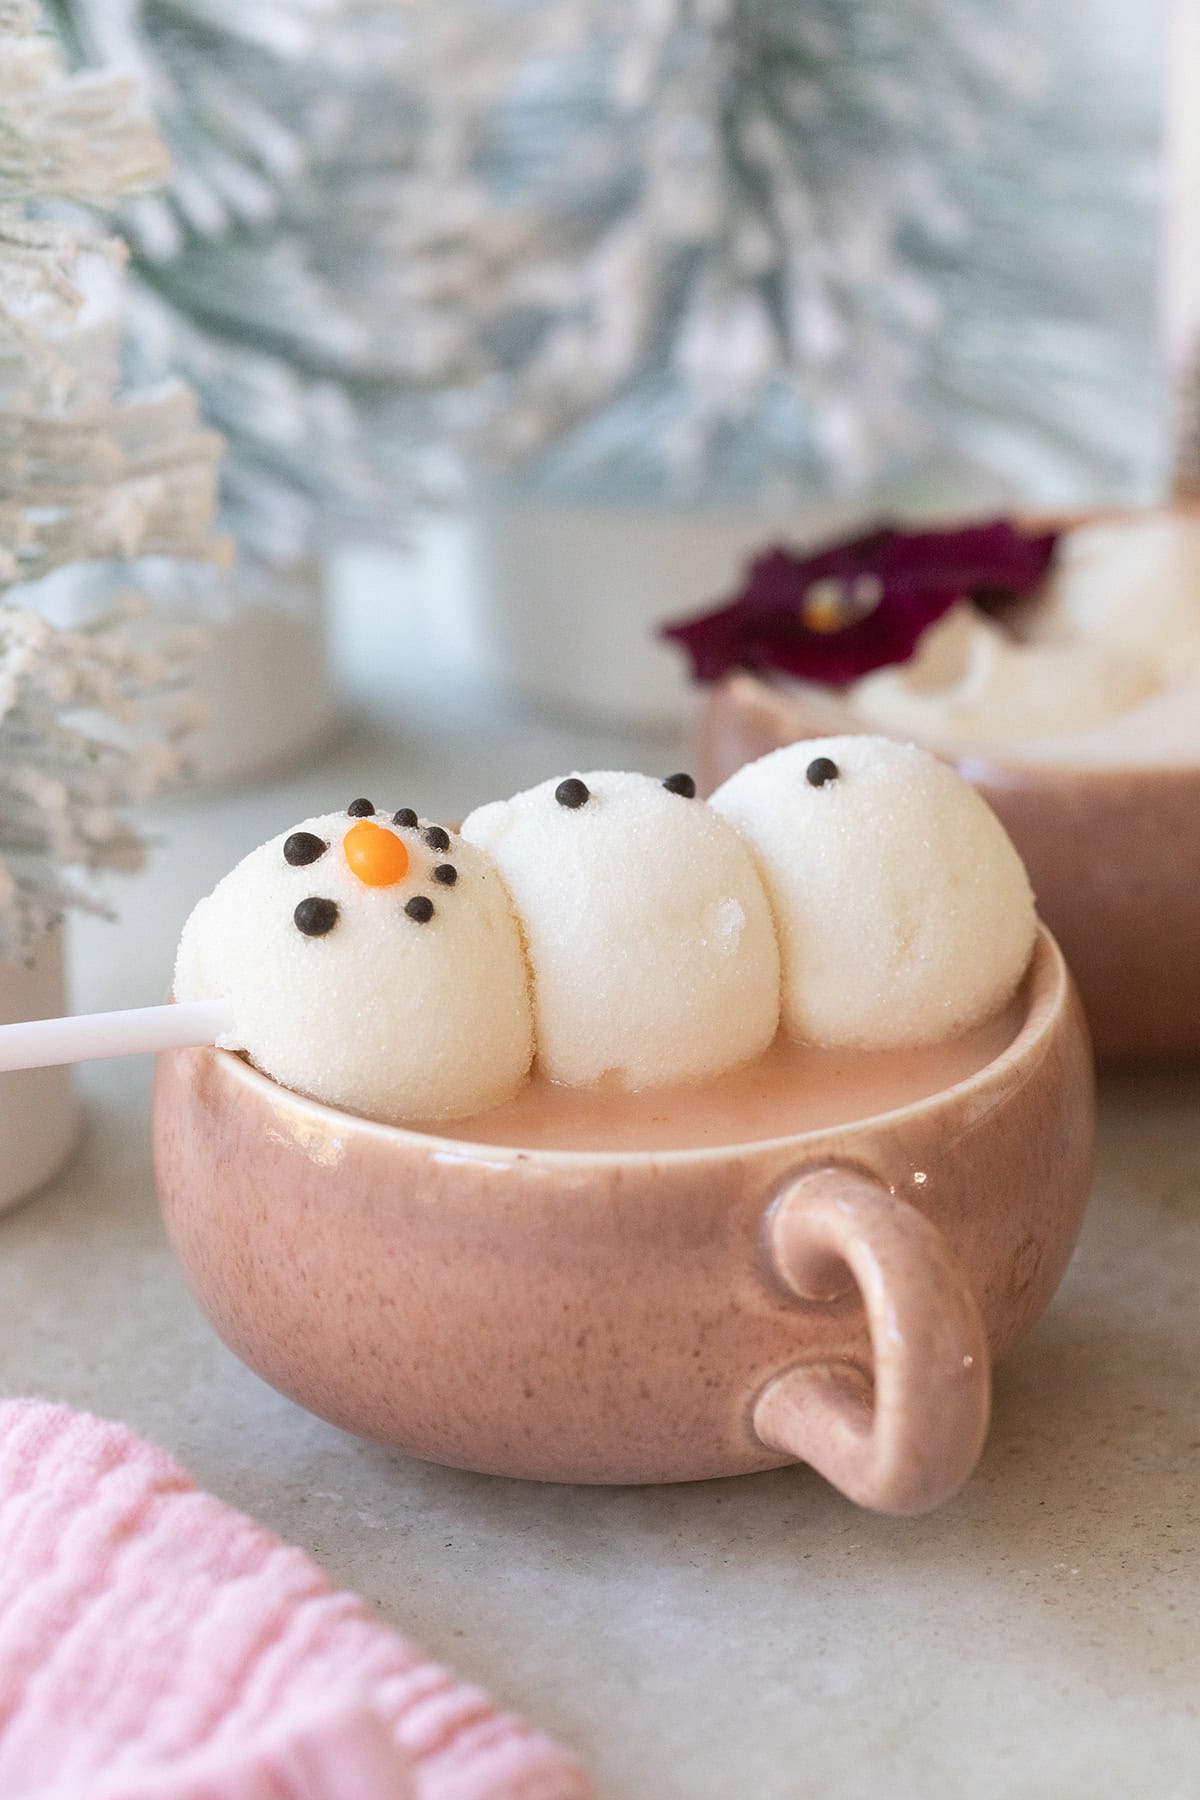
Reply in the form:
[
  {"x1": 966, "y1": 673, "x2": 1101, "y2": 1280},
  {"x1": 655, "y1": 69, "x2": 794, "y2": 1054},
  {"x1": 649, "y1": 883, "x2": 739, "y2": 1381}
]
[{"x1": 152, "y1": 927, "x2": 1093, "y2": 1515}]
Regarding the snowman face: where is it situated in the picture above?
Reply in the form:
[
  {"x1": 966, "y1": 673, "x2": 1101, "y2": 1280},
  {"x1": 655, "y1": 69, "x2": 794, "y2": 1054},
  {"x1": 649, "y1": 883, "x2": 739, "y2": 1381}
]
[
  {"x1": 174, "y1": 799, "x2": 533, "y2": 1125},
  {"x1": 278, "y1": 800, "x2": 459, "y2": 939}
]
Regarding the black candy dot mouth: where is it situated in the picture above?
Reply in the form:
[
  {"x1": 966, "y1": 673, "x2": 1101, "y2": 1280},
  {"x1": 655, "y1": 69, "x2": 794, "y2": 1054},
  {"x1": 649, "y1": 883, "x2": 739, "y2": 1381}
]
[
  {"x1": 405, "y1": 895, "x2": 435, "y2": 923},
  {"x1": 662, "y1": 772, "x2": 696, "y2": 798},
  {"x1": 294, "y1": 896, "x2": 339, "y2": 936},
  {"x1": 433, "y1": 863, "x2": 457, "y2": 885},
  {"x1": 284, "y1": 831, "x2": 327, "y2": 867},
  {"x1": 392, "y1": 808, "x2": 418, "y2": 829},
  {"x1": 422, "y1": 826, "x2": 451, "y2": 853}
]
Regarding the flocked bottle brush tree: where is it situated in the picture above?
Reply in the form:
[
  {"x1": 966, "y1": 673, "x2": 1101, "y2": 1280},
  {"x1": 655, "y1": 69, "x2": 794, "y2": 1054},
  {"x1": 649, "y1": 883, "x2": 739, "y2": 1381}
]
[
  {"x1": 410, "y1": 0, "x2": 1167, "y2": 724},
  {"x1": 1164, "y1": 0, "x2": 1200, "y2": 498},
  {"x1": 0, "y1": 0, "x2": 221, "y2": 1208},
  {"x1": 47, "y1": 0, "x2": 449, "y2": 779}
]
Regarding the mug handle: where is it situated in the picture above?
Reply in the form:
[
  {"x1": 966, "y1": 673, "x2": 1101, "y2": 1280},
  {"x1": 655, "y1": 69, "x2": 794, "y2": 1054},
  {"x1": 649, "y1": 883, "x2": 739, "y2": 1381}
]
[{"x1": 752, "y1": 1164, "x2": 991, "y2": 1515}]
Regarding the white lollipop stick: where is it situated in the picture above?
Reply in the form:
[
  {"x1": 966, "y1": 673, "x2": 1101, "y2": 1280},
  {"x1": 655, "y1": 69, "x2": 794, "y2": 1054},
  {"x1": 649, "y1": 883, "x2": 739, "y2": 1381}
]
[{"x1": 0, "y1": 999, "x2": 236, "y2": 1073}]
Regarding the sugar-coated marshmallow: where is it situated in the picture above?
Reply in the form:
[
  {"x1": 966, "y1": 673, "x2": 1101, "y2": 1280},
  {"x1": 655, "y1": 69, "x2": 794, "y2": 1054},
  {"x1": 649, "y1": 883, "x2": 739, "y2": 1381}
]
[
  {"x1": 710, "y1": 737, "x2": 1037, "y2": 1049},
  {"x1": 462, "y1": 771, "x2": 780, "y2": 1089},
  {"x1": 174, "y1": 807, "x2": 533, "y2": 1124}
]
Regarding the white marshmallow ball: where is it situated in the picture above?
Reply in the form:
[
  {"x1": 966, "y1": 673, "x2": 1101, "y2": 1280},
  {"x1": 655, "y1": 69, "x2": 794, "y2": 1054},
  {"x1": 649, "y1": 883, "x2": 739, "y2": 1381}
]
[
  {"x1": 462, "y1": 771, "x2": 780, "y2": 1089},
  {"x1": 174, "y1": 808, "x2": 533, "y2": 1125},
  {"x1": 710, "y1": 738, "x2": 1037, "y2": 1049}
]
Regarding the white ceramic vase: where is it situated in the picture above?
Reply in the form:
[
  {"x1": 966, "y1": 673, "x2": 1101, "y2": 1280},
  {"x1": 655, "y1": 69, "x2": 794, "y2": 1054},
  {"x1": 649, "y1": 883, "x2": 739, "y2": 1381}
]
[
  {"x1": 184, "y1": 559, "x2": 341, "y2": 787},
  {"x1": 466, "y1": 495, "x2": 869, "y2": 728},
  {"x1": 331, "y1": 497, "x2": 873, "y2": 731},
  {"x1": 0, "y1": 930, "x2": 81, "y2": 1215}
]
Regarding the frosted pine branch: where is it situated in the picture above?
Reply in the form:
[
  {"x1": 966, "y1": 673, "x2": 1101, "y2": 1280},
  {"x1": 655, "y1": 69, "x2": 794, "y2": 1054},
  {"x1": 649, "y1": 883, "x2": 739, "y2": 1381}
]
[
  {"x1": 0, "y1": 3, "x2": 167, "y2": 207},
  {"x1": 0, "y1": 0, "x2": 166, "y2": 385},
  {"x1": 427, "y1": 0, "x2": 1161, "y2": 507},
  {"x1": 47, "y1": 0, "x2": 1160, "y2": 540},
  {"x1": 53, "y1": 0, "x2": 446, "y2": 568},
  {"x1": 1, "y1": 7, "x2": 222, "y2": 591},
  {"x1": 0, "y1": 601, "x2": 206, "y2": 949},
  {"x1": 0, "y1": 375, "x2": 221, "y2": 588},
  {"x1": 0, "y1": 0, "x2": 222, "y2": 958}
]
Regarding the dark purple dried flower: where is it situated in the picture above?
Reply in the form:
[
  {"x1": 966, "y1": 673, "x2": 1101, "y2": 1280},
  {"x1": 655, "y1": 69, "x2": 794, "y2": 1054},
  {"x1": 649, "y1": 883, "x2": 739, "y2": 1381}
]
[{"x1": 661, "y1": 519, "x2": 1060, "y2": 686}]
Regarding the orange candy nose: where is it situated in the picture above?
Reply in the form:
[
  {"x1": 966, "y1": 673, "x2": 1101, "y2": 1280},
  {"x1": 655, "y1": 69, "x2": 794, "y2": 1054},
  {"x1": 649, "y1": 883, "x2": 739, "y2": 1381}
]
[{"x1": 343, "y1": 819, "x2": 409, "y2": 887}]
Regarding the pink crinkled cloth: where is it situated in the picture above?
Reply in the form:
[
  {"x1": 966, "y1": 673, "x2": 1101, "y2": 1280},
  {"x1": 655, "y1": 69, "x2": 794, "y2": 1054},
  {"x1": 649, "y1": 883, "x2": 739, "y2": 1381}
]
[{"x1": 0, "y1": 1401, "x2": 591, "y2": 1800}]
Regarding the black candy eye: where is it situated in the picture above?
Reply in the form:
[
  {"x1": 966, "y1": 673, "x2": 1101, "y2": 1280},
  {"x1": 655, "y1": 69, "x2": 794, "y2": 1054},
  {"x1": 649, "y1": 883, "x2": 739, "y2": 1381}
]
[
  {"x1": 806, "y1": 757, "x2": 840, "y2": 788},
  {"x1": 422, "y1": 826, "x2": 450, "y2": 853},
  {"x1": 347, "y1": 798, "x2": 375, "y2": 818},
  {"x1": 555, "y1": 777, "x2": 589, "y2": 809},
  {"x1": 433, "y1": 863, "x2": 457, "y2": 885},
  {"x1": 405, "y1": 895, "x2": 434, "y2": 923},
  {"x1": 294, "y1": 896, "x2": 339, "y2": 936},
  {"x1": 662, "y1": 772, "x2": 696, "y2": 798},
  {"x1": 283, "y1": 831, "x2": 327, "y2": 867},
  {"x1": 392, "y1": 808, "x2": 418, "y2": 829}
]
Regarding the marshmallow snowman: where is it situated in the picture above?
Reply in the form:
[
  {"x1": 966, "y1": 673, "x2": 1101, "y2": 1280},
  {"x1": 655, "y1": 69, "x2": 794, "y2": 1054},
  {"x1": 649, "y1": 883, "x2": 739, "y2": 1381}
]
[
  {"x1": 176, "y1": 742, "x2": 1039, "y2": 1127},
  {"x1": 174, "y1": 800, "x2": 533, "y2": 1126}
]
